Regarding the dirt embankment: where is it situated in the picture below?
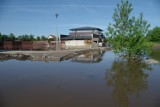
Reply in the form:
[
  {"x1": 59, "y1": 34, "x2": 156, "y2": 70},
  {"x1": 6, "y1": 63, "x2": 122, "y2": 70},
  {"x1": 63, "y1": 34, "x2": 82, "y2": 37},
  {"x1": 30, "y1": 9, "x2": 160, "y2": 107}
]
[
  {"x1": 0, "y1": 47, "x2": 110, "y2": 61},
  {"x1": 0, "y1": 53, "x2": 31, "y2": 60},
  {"x1": 152, "y1": 43, "x2": 160, "y2": 49}
]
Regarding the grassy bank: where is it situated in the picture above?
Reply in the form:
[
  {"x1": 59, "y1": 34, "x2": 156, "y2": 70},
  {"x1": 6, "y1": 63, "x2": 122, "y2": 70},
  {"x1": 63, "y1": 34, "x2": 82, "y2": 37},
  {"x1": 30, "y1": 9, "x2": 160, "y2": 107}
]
[
  {"x1": 151, "y1": 42, "x2": 160, "y2": 49},
  {"x1": 144, "y1": 42, "x2": 160, "y2": 49}
]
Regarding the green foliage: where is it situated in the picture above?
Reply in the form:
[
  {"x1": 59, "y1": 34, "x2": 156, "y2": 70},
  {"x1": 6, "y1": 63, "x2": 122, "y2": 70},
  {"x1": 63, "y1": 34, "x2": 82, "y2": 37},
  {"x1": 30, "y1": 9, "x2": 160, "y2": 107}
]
[
  {"x1": 0, "y1": 32, "x2": 49, "y2": 41},
  {"x1": 106, "y1": 0, "x2": 151, "y2": 59},
  {"x1": 150, "y1": 49, "x2": 160, "y2": 61},
  {"x1": 29, "y1": 34, "x2": 35, "y2": 41},
  {"x1": 0, "y1": 33, "x2": 14, "y2": 41},
  {"x1": 40, "y1": 35, "x2": 48, "y2": 41},
  {"x1": 36, "y1": 36, "x2": 41, "y2": 41},
  {"x1": 147, "y1": 26, "x2": 160, "y2": 42},
  {"x1": 0, "y1": 32, "x2": 3, "y2": 41},
  {"x1": 18, "y1": 34, "x2": 30, "y2": 41},
  {"x1": 8, "y1": 33, "x2": 15, "y2": 41}
]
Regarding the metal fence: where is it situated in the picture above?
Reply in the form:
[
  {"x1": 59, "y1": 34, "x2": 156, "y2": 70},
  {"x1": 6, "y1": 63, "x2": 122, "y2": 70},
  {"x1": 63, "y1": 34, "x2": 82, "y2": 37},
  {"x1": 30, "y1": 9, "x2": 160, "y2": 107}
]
[{"x1": 0, "y1": 41, "x2": 58, "y2": 50}]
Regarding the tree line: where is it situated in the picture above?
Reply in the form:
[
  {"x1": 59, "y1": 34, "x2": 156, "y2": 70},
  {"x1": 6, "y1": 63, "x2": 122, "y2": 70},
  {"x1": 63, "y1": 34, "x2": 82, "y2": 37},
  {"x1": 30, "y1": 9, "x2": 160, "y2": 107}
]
[
  {"x1": 0, "y1": 33, "x2": 50, "y2": 41},
  {"x1": 147, "y1": 26, "x2": 160, "y2": 43}
]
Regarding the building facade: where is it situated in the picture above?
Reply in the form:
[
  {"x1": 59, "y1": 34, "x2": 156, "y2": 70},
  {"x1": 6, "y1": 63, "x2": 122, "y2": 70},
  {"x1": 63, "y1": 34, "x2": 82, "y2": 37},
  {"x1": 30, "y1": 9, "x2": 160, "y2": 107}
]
[{"x1": 61, "y1": 26, "x2": 105, "y2": 47}]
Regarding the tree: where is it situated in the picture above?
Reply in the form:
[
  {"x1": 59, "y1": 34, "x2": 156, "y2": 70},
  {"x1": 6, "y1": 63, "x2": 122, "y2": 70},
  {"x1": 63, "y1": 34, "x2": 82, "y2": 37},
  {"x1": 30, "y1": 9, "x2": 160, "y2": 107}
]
[
  {"x1": 8, "y1": 33, "x2": 15, "y2": 41},
  {"x1": 106, "y1": 0, "x2": 150, "y2": 59},
  {"x1": 147, "y1": 26, "x2": 160, "y2": 42},
  {"x1": 36, "y1": 36, "x2": 40, "y2": 41},
  {"x1": 18, "y1": 35, "x2": 24, "y2": 41},
  {"x1": 2, "y1": 34, "x2": 8, "y2": 41},
  {"x1": 0, "y1": 32, "x2": 3, "y2": 41},
  {"x1": 29, "y1": 34, "x2": 35, "y2": 41},
  {"x1": 40, "y1": 35, "x2": 48, "y2": 41},
  {"x1": 18, "y1": 34, "x2": 38, "y2": 41}
]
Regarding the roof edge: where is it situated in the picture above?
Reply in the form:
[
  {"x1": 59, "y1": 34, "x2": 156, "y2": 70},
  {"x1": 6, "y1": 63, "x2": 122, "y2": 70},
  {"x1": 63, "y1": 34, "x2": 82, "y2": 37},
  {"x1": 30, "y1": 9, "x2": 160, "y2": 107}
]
[{"x1": 70, "y1": 26, "x2": 103, "y2": 31}]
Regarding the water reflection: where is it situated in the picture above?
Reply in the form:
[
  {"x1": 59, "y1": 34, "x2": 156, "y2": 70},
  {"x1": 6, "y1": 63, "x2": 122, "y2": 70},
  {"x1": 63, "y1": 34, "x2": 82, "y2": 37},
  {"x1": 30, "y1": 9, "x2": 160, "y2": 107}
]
[
  {"x1": 72, "y1": 50, "x2": 105, "y2": 63},
  {"x1": 105, "y1": 59, "x2": 152, "y2": 107},
  {"x1": 0, "y1": 94, "x2": 5, "y2": 107}
]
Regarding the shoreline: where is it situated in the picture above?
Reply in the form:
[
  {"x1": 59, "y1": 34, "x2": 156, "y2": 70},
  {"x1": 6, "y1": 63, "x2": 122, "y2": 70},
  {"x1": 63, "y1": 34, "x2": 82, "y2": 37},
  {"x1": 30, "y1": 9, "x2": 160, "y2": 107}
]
[
  {"x1": 152, "y1": 43, "x2": 160, "y2": 49},
  {"x1": 0, "y1": 47, "x2": 111, "y2": 61}
]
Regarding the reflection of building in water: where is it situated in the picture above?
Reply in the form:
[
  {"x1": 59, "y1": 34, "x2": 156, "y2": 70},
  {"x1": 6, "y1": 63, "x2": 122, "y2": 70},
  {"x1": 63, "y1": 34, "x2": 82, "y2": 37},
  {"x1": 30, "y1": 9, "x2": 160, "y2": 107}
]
[
  {"x1": 72, "y1": 50, "x2": 105, "y2": 63},
  {"x1": 0, "y1": 50, "x2": 106, "y2": 62}
]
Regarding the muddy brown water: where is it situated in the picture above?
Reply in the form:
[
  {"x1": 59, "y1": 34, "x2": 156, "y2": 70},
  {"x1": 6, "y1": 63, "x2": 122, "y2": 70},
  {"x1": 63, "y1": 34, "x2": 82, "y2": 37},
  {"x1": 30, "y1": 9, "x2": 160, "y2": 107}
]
[{"x1": 0, "y1": 50, "x2": 160, "y2": 107}]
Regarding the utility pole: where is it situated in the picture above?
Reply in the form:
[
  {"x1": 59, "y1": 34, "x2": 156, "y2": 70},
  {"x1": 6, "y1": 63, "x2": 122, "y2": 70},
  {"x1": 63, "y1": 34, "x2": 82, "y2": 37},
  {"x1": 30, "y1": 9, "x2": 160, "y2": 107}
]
[
  {"x1": 55, "y1": 13, "x2": 59, "y2": 50},
  {"x1": 55, "y1": 13, "x2": 60, "y2": 88}
]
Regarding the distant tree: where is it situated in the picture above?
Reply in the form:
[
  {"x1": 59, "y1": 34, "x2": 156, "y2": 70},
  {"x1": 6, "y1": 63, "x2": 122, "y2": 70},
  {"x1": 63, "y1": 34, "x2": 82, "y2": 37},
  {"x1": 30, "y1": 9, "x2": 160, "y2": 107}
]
[
  {"x1": 18, "y1": 35, "x2": 24, "y2": 41},
  {"x1": 0, "y1": 33, "x2": 16, "y2": 41},
  {"x1": 24, "y1": 34, "x2": 30, "y2": 41},
  {"x1": 36, "y1": 36, "x2": 41, "y2": 41},
  {"x1": 40, "y1": 35, "x2": 48, "y2": 41},
  {"x1": 2, "y1": 34, "x2": 8, "y2": 41},
  {"x1": 8, "y1": 33, "x2": 15, "y2": 41},
  {"x1": 0, "y1": 32, "x2": 3, "y2": 41},
  {"x1": 29, "y1": 34, "x2": 35, "y2": 41},
  {"x1": 18, "y1": 34, "x2": 33, "y2": 41},
  {"x1": 147, "y1": 26, "x2": 160, "y2": 42},
  {"x1": 106, "y1": 0, "x2": 150, "y2": 59},
  {"x1": 18, "y1": 35, "x2": 27, "y2": 41},
  {"x1": 18, "y1": 34, "x2": 38, "y2": 41}
]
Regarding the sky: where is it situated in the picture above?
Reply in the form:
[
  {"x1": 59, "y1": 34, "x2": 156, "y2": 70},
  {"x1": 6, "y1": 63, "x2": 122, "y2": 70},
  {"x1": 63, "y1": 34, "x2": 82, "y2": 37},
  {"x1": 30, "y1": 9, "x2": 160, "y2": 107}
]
[{"x1": 0, "y1": 0, "x2": 160, "y2": 37}]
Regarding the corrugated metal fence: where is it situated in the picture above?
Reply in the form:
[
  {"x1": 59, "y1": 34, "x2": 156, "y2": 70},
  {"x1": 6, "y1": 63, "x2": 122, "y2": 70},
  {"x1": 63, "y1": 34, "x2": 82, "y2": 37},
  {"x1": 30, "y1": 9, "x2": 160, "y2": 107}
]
[{"x1": 0, "y1": 41, "x2": 58, "y2": 50}]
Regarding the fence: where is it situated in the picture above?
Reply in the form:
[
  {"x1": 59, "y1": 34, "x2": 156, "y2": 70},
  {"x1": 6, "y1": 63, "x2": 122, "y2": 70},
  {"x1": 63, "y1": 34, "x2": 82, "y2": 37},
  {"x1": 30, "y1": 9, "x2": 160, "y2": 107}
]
[
  {"x1": 0, "y1": 41, "x2": 58, "y2": 50},
  {"x1": 21, "y1": 41, "x2": 33, "y2": 50},
  {"x1": 0, "y1": 42, "x2": 4, "y2": 49}
]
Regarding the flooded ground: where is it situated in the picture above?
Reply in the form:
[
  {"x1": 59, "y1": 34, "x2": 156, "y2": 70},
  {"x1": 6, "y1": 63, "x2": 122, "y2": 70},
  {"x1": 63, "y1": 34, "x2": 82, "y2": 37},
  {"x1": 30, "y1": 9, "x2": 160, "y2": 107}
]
[{"x1": 0, "y1": 50, "x2": 160, "y2": 107}]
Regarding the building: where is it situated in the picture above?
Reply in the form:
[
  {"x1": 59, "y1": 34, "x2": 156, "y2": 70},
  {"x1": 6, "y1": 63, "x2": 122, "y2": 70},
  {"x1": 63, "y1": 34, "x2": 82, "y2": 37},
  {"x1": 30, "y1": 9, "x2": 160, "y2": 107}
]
[
  {"x1": 72, "y1": 50, "x2": 105, "y2": 63},
  {"x1": 48, "y1": 35, "x2": 56, "y2": 40},
  {"x1": 61, "y1": 26, "x2": 105, "y2": 47}
]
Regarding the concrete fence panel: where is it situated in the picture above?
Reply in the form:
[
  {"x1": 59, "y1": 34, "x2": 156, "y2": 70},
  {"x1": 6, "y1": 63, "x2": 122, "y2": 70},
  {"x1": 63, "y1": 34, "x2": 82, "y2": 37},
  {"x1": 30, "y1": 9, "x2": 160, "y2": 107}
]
[
  {"x1": 3, "y1": 41, "x2": 12, "y2": 50},
  {"x1": 33, "y1": 41, "x2": 49, "y2": 50},
  {"x1": 21, "y1": 41, "x2": 33, "y2": 50}
]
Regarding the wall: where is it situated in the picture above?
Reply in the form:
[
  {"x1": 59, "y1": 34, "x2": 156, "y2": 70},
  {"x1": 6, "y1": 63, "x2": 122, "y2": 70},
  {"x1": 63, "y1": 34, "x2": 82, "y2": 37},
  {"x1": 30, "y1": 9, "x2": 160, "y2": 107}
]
[
  {"x1": 0, "y1": 41, "x2": 50, "y2": 50},
  {"x1": 33, "y1": 41, "x2": 49, "y2": 50},
  {"x1": 65, "y1": 40, "x2": 91, "y2": 47},
  {"x1": 0, "y1": 42, "x2": 3, "y2": 49},
  {"x1": 21, "y1": 41, "x2": 33, "y2": 50},
  {"x1": 3, "y1": 41, "x2": 12, "y2": 50}
]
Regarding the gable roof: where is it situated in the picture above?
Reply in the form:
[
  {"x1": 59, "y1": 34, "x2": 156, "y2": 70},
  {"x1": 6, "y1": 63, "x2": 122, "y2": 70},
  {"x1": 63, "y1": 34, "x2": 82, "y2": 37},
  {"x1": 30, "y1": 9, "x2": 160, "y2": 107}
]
[
  {"x1": 48, "y1": 35, "x2": 56, "y2": 39},
  {"x1": 70, "y1": 26, "x2": 103, "y2": 31}
]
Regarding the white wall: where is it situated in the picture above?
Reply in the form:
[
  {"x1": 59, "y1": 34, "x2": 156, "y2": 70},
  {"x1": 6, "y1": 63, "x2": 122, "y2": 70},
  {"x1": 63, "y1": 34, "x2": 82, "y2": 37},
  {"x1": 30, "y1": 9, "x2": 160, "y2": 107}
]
[{"x1": 65, "y1": 40, "x2": 87, "y2": 46}]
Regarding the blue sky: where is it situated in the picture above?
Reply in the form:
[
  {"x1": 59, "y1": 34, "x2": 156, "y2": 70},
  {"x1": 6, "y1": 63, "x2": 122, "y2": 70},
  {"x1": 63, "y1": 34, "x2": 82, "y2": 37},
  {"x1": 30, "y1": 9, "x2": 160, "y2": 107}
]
[{"x1": 0, "y1": 0, "x2": 160, "y2": 37}]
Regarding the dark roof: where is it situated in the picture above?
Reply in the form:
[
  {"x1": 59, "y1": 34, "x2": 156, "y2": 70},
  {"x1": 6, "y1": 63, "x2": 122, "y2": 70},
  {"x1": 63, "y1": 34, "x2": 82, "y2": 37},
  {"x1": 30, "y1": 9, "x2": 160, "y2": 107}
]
[
  {"x1": 70, "y1": 26, "x2": 103, "y2": 31},
  {"x1": 60, "y1": 34, "x2": 69, "y2": 38},
  {"x1": 61, "y1": 36, "x2": 92, "y2": 40}
]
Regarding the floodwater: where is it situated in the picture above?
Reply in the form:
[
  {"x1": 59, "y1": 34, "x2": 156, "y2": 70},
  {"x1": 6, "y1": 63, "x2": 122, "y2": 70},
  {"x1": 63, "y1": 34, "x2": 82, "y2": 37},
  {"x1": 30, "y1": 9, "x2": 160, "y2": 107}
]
[{"x1": 0, "y1": 50, "x2": 160, "y2": 107}]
